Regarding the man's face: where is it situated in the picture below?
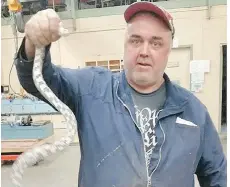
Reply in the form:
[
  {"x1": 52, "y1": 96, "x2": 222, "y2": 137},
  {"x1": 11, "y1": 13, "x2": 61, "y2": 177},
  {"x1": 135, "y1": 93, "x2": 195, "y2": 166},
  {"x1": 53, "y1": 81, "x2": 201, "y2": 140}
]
[{"x1": 123, "y1": 12, "x2": 172, "y2": 90}]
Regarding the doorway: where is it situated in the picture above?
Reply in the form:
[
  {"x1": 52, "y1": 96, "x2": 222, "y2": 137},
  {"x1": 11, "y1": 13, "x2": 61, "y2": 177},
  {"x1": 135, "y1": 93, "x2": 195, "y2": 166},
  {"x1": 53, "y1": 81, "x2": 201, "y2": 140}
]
[{"x1": 221, "y1": 45, "x2": 227, "y2": 133}]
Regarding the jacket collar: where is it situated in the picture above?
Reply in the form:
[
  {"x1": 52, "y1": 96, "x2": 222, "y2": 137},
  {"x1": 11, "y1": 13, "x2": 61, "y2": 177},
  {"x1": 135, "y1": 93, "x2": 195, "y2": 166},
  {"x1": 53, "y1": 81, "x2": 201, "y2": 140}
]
[{"x1": 116, "y1": 70, "x2": 190, "y2": 119}]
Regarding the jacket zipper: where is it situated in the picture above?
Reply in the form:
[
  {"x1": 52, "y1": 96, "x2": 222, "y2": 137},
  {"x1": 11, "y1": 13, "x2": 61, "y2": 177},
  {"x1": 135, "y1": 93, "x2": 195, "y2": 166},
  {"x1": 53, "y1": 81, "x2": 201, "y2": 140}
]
[
  {"x1": 144, "y1": 109, "x2": 165, "y2": 187},
  {"x1": 149, "y1": 111, "x2": 166, "y2": 179},
  {"x1": 115, "y1": 83, "x2": 149, "y2": 187}
]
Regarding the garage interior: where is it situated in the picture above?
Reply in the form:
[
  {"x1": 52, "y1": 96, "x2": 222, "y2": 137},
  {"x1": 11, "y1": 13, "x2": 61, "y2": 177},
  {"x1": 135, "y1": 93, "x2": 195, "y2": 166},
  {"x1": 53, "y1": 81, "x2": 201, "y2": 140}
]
[{"x1": 1, "y1": 0, "x2": 227, "y2": 187}]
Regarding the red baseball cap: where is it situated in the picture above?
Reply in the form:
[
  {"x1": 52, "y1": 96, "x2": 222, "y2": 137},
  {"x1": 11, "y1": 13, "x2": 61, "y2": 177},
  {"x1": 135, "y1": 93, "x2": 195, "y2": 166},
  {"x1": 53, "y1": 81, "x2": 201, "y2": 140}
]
[{"x1": 124, "y1": 1, "x2": 175, "y2": 38}]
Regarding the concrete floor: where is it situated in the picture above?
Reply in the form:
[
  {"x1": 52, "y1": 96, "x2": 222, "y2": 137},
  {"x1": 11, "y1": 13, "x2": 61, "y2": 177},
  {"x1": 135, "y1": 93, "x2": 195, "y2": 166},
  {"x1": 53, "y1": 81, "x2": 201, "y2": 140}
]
[
  {"x1": 2, "y1": 146, "x2": 80, "y2": 187},
  {"x1": 1, "y1": 135, "x2": 227, "y2": 187}
]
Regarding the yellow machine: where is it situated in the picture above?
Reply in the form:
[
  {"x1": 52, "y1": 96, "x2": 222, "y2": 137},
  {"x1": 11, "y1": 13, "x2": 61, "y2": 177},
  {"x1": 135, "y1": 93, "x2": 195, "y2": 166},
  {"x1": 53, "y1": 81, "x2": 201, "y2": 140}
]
[
  {"x1": 7, "y1": 0, "x2": 22, "y2": 12},
  {"x1": 7, "y1": 0, "x2": 25, "y2": 33}
]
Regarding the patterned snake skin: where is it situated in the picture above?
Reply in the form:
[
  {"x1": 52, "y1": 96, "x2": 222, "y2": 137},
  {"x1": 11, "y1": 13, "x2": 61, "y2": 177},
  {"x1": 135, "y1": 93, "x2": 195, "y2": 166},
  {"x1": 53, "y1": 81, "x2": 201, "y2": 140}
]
[{"x1": 11, "y1": 28, "x2": 77, "y2": 187}]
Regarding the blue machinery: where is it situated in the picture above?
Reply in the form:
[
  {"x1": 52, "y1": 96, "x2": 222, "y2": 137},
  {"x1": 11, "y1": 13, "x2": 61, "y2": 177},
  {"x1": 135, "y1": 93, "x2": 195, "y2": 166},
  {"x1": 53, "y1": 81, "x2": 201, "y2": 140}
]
[
  {"x1": 2, "y1": 97, "x2": 60, "y2": 115},
  {"x1": 1, "y1": 96, "x2": 58, "y2": 162}
]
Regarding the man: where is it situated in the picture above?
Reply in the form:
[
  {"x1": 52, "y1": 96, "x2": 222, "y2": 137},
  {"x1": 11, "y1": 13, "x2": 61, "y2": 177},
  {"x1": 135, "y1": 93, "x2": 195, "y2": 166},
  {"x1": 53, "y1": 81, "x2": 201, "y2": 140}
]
[{"x1": 15, "y1": 2, "x2": 226, "y2": 187}]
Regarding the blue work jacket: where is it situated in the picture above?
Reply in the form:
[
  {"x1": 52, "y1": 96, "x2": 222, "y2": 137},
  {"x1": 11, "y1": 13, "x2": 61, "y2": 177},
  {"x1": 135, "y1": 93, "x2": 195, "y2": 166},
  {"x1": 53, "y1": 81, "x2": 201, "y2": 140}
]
[{"x1": 15, "y1": 38, "x2": 227, "y2": 187}]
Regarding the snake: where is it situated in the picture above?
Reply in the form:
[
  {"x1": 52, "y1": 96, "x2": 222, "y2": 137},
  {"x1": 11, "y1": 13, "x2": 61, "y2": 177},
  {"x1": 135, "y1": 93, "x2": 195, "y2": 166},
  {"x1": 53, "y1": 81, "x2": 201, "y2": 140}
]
[{"x1": 10, "y1": 27, "x2": 77, "y2": 187}]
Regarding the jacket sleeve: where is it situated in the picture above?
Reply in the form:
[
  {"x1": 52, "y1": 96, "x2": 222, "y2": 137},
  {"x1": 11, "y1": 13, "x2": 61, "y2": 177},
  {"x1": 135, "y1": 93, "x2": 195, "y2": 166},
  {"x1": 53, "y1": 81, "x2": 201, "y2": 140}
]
[
  {"x1": 195, "y1": 109, "x2": 227, "y2": 187},
  {"x1": 15, "y1": 37, "x2": 94, "y2": 116}
]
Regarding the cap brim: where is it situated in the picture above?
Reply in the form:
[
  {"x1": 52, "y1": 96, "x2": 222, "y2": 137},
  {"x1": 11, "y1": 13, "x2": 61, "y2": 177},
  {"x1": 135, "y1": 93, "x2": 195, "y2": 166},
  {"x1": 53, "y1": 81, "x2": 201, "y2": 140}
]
[{"x1": 124, "y1": 2, "x2": 171, "y2": 30}]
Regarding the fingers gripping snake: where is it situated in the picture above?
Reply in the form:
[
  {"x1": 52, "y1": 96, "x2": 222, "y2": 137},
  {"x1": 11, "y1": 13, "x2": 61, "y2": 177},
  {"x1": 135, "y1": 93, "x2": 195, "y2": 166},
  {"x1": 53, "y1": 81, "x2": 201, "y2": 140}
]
[{"x1": 11, "y1": 27, "x2": 77, "y2": 187}]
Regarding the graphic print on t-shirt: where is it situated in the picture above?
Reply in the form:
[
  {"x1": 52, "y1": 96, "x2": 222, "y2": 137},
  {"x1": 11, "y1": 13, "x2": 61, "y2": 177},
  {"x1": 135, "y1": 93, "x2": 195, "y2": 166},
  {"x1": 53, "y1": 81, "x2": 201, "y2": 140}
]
[{"x1": 134, "y1": 105, "x2": 157, "y2": 167}]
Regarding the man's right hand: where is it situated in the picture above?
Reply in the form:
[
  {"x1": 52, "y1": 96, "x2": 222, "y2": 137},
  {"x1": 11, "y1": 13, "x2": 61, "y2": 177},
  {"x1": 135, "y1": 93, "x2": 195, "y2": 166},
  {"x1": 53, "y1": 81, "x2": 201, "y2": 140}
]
[{"x1": 24, "y1": 9, "x2": 62, "y2": 59}]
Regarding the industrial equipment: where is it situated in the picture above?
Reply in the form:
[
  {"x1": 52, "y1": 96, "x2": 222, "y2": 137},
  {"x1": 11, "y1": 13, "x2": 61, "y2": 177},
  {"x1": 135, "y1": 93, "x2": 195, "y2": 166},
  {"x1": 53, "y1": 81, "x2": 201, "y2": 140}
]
[
  {"x1": 1, "y1": 0, "x2": 67, "y2": 19},
  {"x1": 1, "y1": 93, "x2": 58, "y2": 164}
]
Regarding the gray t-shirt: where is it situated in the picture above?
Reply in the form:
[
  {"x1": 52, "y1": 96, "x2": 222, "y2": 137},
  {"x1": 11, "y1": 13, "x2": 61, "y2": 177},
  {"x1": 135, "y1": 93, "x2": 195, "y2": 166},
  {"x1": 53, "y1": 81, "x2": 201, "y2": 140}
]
[{"x1": 129, "y1": 82, "x2": 166, "y2": 174}]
